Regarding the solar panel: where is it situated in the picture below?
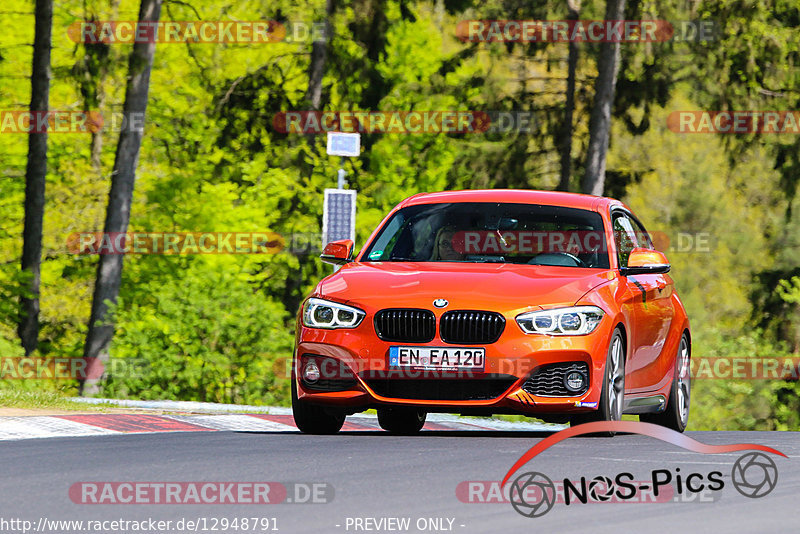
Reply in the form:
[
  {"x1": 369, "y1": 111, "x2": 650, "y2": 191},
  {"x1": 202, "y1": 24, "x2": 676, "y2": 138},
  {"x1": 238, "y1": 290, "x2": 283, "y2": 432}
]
[
  {"x1": 326, "y1": 131, "x2": 360, "y2": 157},
  {"x1": 322, "y1": 189, "x2": 357, "y2": 246}
]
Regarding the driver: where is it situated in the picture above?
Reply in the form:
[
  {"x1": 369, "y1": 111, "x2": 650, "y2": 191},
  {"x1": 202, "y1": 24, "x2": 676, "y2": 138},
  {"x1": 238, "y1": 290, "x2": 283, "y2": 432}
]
[{"x1": 431, "y1": 226, "x2": 463, "y2": 261}]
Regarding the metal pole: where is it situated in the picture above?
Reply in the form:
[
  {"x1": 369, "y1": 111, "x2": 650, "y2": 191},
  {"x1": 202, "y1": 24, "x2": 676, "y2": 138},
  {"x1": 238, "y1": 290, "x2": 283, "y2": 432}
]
[{"x1": 337, "y1": 156, "x2": 346, "y2": 189}]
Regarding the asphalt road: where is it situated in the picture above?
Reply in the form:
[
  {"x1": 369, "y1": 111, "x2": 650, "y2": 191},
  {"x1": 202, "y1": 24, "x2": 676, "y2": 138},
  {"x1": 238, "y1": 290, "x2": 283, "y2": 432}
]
[{"x1": 1, "y1": 429, "x2": 797, "y2": 534}]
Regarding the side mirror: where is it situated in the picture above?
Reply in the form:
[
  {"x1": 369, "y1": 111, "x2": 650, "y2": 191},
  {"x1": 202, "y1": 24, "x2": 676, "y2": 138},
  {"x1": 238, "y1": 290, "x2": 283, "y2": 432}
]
[
  {"x1": 621, "y1": 247, "x2": 671, "y2": 275},
  {"x1": 320, "y1": 239, "x2": 354, "y2": 265}
]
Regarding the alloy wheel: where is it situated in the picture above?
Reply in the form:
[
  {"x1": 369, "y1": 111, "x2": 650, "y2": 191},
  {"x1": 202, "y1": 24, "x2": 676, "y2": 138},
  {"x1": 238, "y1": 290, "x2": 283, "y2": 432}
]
[
  {"x1": 608, "y1": 336, "x2": 625, "y2": 421},
  {"x1": 676, "y1": 337, "x2": 691, "y2": 426}
]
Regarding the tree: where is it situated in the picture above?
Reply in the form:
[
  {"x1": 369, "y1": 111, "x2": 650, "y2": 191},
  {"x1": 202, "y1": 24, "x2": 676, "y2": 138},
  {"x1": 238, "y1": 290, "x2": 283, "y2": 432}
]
[
  {"x1": 557, "y1": 0, "x2": 581, "y2": 191},
  {"x1": 18, "y1": 0, "x2": 53, "y2": 356},
  {"x1": 80, "y1": 0, "x2": 163, "y2": 395},
  {"x1": 305, "y1": 0, "x2": 335, "y2": 111},
  {"x1": 72, "y1": 16, "x2": 111, "y2": 173},
  {"x1": 582, "y1": 0, "x2": 625, "y2": 196}
]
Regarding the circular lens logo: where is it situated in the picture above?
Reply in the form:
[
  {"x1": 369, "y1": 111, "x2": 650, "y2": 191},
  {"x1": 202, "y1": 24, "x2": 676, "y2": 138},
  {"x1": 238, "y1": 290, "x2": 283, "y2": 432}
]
[
  {"x1": 731, "y1": 452, "x2": 778, "y2": 498},
  {"x1": 587, "y1": 476, "x2": 614, "y2": 502},
  {"x1": 509, "y1": 472, "x2": 556, "y2": 518}
]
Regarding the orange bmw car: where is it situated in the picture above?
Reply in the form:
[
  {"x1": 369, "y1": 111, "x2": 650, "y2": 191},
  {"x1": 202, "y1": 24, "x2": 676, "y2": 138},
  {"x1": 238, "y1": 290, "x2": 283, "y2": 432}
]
[{"x1": 292, "y1": 190, "x2": 690, "y2": 435}]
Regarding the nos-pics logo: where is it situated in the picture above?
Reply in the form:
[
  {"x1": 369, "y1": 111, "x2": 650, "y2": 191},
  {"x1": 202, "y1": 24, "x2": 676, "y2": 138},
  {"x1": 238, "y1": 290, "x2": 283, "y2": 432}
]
[{"x1": 503, "y1": 421, "x2": 783, "y2": 518}]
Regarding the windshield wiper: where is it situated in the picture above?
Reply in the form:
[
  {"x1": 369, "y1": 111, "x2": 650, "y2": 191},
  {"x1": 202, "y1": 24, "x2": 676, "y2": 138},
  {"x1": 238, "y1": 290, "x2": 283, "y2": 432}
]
[{"x1": 465, "y1": 255, "x2": 506, "y2": 263}]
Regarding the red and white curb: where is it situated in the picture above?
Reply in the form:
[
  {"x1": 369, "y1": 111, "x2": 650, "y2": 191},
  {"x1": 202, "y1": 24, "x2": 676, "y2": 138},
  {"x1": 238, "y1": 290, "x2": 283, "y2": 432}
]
[
  {"x1": 0, "y1": 399, "x2": 561, "y2": 441},
  {"x1": 0, "y1": 413, "x2": 554, "y2": 441}
]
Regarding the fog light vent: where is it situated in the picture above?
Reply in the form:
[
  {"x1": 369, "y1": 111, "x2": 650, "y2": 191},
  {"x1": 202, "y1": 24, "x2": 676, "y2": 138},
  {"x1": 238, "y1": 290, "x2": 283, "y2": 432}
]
[{"x1": 522, "y1": 362, "x2": 589, "y2": 396}]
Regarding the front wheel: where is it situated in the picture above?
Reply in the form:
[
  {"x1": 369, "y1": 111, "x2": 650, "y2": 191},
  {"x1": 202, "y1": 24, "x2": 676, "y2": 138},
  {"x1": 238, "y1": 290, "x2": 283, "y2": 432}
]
[
  {"x1": 640, "y1": 334, "x2": 690, "y2": 432},
  {"x1": 570, "y1": 328, "x2": 625, "y2": 436},
  {"x1": 377, "y1": 407, "x2": 426, "y2": 434},
  {"x1": 291, "y1": 379, "x2": 345, "y2": 434}
]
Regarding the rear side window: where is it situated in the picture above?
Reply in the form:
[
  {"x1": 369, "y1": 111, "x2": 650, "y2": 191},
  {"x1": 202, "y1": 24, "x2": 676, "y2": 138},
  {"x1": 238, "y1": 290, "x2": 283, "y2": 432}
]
[
  {"x1": 630, "y1": 217, "x2": 654, "y2": 250},
  {"x1": 612, "y1": 213, "x2": 639, "y2": 268}
]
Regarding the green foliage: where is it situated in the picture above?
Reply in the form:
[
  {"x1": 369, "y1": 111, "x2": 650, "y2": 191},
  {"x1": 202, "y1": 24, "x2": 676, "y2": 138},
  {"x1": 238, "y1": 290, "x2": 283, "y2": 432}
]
[
  {"x1": 689, "y1": 330, "x2": 799, "y2": 431},
  {"x1": 775, "y1": 276, "x2": 800, "y2": 352},
  {"x1": 777, "y1": 276, "x2": 800, "y2": 305},
  {"x1": 102, "y1": 266, "x2": 293, "y2": 405},
  {"x1": 612, "y1": 98, "x2": 776, "y2": 337}
]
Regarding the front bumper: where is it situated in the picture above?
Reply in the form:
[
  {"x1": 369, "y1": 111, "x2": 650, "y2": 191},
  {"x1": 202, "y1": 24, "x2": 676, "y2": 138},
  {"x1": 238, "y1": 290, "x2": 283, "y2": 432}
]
[{"x1": 294, "y1": 314, "x2": 615, "y2": 416}]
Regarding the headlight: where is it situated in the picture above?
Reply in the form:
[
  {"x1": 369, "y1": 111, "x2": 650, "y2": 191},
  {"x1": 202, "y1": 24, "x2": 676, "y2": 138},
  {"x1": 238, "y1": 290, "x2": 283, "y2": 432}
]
[
  {"x1": 303, "y1": 298, "x2": 365, "y2": 329},
  {"x1": 516, "y1": 306, "x2": 604, "y2": 336}
]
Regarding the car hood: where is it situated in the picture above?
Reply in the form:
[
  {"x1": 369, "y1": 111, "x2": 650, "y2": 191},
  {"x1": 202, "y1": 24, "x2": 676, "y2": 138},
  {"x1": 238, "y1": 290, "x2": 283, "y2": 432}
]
[{"x1": 316, "y1": 262, "x2": 614, "y2": 313}]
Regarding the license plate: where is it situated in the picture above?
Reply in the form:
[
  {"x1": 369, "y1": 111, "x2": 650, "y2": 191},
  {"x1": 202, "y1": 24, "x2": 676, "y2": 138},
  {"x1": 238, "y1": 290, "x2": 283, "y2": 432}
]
[{"x1": 389, "y1": 346, "x2": 485, "y2": 371}]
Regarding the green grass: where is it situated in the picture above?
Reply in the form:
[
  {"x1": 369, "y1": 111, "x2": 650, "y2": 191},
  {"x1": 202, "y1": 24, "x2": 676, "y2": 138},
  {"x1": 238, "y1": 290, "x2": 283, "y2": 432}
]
[
  {"x1": 0, "y1": 383, "x2": 125, "y2": 412},
  {"x1": 0, "y1": 388, "x2": 96, "y2": 411}
]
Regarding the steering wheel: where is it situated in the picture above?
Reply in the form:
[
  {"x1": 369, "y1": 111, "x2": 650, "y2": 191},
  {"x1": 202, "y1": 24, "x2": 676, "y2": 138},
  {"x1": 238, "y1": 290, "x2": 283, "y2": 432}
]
[{"x1": 528, "y1": 252, "x2": 587, "y2": 267}]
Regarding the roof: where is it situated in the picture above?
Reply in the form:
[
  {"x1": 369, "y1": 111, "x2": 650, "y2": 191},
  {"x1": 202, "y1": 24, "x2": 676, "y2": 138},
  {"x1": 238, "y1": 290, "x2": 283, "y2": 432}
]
[{"x1": 400, "y1": 189, "x2": 622, "y2": 212}]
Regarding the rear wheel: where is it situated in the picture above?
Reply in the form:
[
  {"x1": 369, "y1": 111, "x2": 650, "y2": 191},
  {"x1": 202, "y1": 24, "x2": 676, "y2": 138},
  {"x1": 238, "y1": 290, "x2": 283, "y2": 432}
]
[
  {"x1": 377, "y1": 407, "x2": 426, "y2": 435},
  {"x1": 570, "y1": 328, "x2": 625, "y2": 436},
  {"x1": 291, "y1": 379, "x2": 345, "y2": 434},
  {"x1": 641, "y1": 334, "x2": 690, "y2": 432}
]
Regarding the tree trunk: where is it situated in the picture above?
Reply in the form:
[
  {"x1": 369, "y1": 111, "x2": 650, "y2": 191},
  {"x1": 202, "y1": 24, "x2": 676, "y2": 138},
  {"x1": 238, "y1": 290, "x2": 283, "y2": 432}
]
[
  {"x1": 557, "y1": 0, "x2": 581, "y2": 192},
  {"x1": 304, "y1": 0, "x2": 335, "y2": 111},
  {"x1": 80, "y1": 0, "x2": 163, "y2": 395},
  {"x1": 582, "y1": 0, "x2": 626, "y2": 196},
  {"x1": 18, "y1": 0, "x2": 53, "y2": 356},
  {"x1": 91, "y1": 128, "x2": 103, "y2": 170},
  {"x1": 87, "y1": 1, "x2": 120, "y2": 171}
]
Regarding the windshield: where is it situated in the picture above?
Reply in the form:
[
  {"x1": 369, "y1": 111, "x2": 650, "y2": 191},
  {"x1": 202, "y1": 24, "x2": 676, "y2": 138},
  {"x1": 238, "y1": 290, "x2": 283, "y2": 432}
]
[{"x1": 360, "y1": 202, "x2": 610, "y2": 268}]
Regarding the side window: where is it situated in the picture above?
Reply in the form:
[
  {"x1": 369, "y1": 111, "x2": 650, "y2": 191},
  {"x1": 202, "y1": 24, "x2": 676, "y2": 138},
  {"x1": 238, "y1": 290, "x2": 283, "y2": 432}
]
[
  {"x1": 612, "y1": 213, "x2": 639, "y2": 268},
  {"x1": 630, "y1": 217, "x2": 654, "y2": 250},
  {"x1": 366, "y1": 215, "x2": 403, "y2": 260}
]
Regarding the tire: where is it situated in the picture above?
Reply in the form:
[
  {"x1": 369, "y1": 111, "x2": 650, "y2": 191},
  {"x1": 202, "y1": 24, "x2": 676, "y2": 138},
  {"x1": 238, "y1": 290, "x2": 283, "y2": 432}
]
[
  {"x1": 640, "y1": 333, "x2": 690, "y2": 432},
  {"x1": 291, "y1": 378, "x2": 345, "y2": 434},
  {"x1": 377, "y1": 407, "x2": 427, "y2": 435},
  {"x1": 570, "y1": 328, "x2": 625, "y2": 436}
]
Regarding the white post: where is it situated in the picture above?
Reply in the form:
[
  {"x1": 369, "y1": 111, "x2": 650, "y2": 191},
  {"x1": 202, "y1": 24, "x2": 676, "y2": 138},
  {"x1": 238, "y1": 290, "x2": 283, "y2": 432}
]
[{"x1": 337, "y1": 161, "x2": 346, "y2": 189}]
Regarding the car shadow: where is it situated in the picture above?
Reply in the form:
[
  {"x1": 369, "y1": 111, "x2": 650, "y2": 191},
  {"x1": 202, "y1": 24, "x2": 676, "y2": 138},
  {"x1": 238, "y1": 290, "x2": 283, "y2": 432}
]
[{"x1": 235, "y1": 430, "x2": 559, "y2": 438}]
